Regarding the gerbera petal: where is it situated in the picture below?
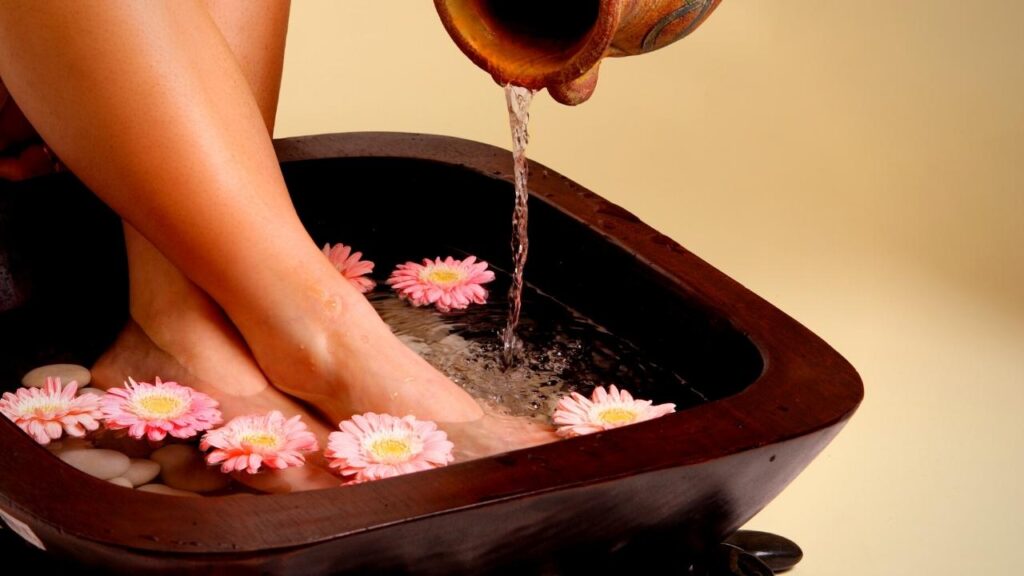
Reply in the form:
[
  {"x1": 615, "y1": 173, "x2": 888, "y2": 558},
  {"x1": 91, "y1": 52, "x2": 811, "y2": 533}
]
[
  {"x1": 200, "y1": 411, "x2": 318, "y2": 474},
  {"x1": 99, "y1": 377, "x2": 221, "y2": 441},
  {"x1": 552, "y1": 385, "x2": 676, "y2": 437},
  {"x1": 323, "y1": 242, "x2": 376, "y2": 293},
  {"x1": 388, "y1": 255, "x2": 495, "y2": 312},
  {"x1": 325, "y1": 412, "x2": 453, "y2": 483},
  {"x1": 0, "y1": 377, "x2": 106, "y2": 446}
]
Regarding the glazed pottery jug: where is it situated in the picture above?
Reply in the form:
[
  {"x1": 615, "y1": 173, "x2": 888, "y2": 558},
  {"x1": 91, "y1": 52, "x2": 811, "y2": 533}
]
[{"x1": 434, "y1": 0, "x2": 723, "y2": 104}]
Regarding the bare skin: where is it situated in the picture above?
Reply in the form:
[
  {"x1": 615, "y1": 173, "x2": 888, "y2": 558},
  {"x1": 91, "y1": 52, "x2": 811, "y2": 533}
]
[
  {"x1": 88, "y1": 0, "x2": 338, "y2": 492},
  {"x1": 91, "y1": 225, "x2": 325, "y2": 424},
  {"x1": 0, "y1": 1, "x2": 555, "y2": 473}
]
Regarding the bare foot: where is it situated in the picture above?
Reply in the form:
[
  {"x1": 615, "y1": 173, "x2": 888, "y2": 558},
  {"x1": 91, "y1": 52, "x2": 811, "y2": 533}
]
[
  {"x1": 92, "y1": 320, "x2": 328, "y2": 426},
  {"x1": 246, "y1": 277, "x2": 487, "y2": 425},
  {"x1": 91, "y1": 317, "x2": 340, "y2": 493},
  {"x1": 238, "y1": 273, "x2": 562, "y2": 461},
  {"x1": 90, "y1": 226, "x2": 337, "y2": 493},
  {"x1": 441, "y1": 405, "x2": 559, "y2": 462}
]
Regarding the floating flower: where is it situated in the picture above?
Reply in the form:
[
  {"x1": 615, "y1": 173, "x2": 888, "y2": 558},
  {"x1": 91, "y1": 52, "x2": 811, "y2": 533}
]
[
  {"x1": 323, "y1": 242, "x2": 375, "y2": 293},
  {"x1": 387, "y1": 255, "x2": 495, "y2": 312},
  {"x1": 100, "y1": 377, "x2": 222, "y2": 441},
  {"x1": 0, "y1": 377, "x2": 102, "y2": 445},
  {"x1": 326, "y1": 412, "x2": 454, "y2": 484},
  {"x1": 201, "y1": 411, "x2": 319, "y2": 474},
  {"x1": 553, "y1": 385, "x2": 676, "y2": 438}
]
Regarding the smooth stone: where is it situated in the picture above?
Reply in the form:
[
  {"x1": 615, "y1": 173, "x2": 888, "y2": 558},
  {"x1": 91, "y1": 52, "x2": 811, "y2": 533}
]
[
  {"x1": 46, "y1": 437, "x2": 93, "y2": 454},
  {"x1": 21, "y1": 363, "x2": 91, "y2": 388},
  {"x1": 136, "y1": 484, "x2": 202, "y2": 498},
  {"x1": 91, "y1": 429, "x2": 155, "y2": 459},
  {"x1": 123, "y1": 459, "x2": 161, "y2": 487},
  {"x1": 58, "y1": 448, "x2": 130, "y2": 480},
  {"x1": 725, "y1": 530, "x2": 803, "y2": 572},
  {"x1": 150, "y1": 444, "x2": 230, "y2": 493},
  {"x1": 149, "y1": 444, "x2": 194, "y2": 466},
  {"x1": 77, "y1": 387, "x2": 105, "y2": 396},
  {"x1": 108, "y1": 477, "x2": 133, "y2": 489},
  {"x1": 709, "y1": 544, "x2": 775, "y2": 576}
]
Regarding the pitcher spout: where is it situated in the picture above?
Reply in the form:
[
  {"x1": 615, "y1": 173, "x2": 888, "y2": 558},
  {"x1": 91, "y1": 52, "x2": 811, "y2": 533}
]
[
  {"x1": 434, "y1": 0, "x2": 723, "y2": 105},
  {"x1": 549, "y1": 62, "x2": 602, "y2": 106},
  {"x1": 434, "y1": 0, "x2": 623, "y2": 105}
]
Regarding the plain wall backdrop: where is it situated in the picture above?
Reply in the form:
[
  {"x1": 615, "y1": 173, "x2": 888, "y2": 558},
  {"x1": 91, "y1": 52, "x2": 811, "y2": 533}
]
[{"x1": 275, "y1": 3, "x2": 1024, "y2": 574}]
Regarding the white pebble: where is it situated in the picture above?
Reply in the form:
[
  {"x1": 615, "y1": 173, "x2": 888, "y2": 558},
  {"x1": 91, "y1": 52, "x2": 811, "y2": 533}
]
[
  {"x1": 108, "y1": 477, "x2": 133, "y2": 488},
  {"x1": 136, "y1": 484, "x2": 201, "y2": 498},
  {"x1": 123, "y1": 459, "x2": 161, "y2": 487},
  {"x1": 59, "y1": 449, "x2": 130, "y2": 480},
  {"x1": 46, "y1": 437, "x2": 93, "y2": 454},
  {"x1": 77, "y1": 387, "x2": 105, "y2": 396},
  {"x1": 150, "y1": 444, "x2": 230, "y2": 493},
  {"x1": 149, "y1": 444, "x2": 197, "y2": 468},
  {"x1": 21, "y1": 364, "x2": 91, "y2": 388}
]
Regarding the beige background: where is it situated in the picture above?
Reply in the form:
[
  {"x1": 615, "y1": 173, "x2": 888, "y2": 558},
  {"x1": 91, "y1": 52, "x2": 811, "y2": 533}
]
[{"x1": 276, "y1": 2, "x2": 1024, "y2": 574}]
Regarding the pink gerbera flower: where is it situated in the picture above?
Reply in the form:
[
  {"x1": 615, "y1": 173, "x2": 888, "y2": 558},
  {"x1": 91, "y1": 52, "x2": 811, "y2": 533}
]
[
  {"x1": 325, "y1": 412, "x2": 454, "y2": 484},
  {"x1": 387, "y1": 255, "x2": 495, "y2": 312},
  {"x1": 200, "y1": 411, "x2": 319, "y2": 474},
  {"x1": 323, "y1": 242, "x2": 375, "y2": 293},
  {"x1": 553, "y1": 385, "x2": 676, "y2": 438},
  {"x1": 100, "y1": 377, "x2": 222, "y2": 441},
  {"x1": 0, "y1": 377, "x2": 102, "y2": 445}
]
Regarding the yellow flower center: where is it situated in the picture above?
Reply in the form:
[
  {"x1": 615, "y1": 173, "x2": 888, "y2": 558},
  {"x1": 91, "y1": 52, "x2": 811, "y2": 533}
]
[
  {"x1": 425, "y1": 268, "x2": 463, "y2": 286},
  {"x1": 136, "y1": 394, "x2": 185, "y2": 418},
  {"x1": 369, "y1": 437, "x2": 414, "y2": 463},
  {"x1": 241, "y1": 433, "x2": 280, "y2": 449},
  {"x1": 596, "y1": 407, "x2": 638, "y2": 426},
  {"x1": 30, "y1": 402, "x2": 63, "y2": 417}
]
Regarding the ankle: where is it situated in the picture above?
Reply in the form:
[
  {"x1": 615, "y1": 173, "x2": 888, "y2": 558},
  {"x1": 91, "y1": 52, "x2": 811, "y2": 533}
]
[{"x1": 129, "y1": 281, "x2": 225, "y2": 336}]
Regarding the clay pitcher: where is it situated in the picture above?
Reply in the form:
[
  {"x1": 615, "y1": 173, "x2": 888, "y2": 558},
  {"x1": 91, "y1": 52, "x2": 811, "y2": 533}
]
[{"x1": 434, "y1": 0, "x2": 724, "y2": 105}]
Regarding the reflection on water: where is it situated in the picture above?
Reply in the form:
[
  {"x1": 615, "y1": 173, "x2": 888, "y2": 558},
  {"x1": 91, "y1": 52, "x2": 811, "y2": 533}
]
[{"x1": 373, "y1": 277, "x2": 706, "y2": 422}]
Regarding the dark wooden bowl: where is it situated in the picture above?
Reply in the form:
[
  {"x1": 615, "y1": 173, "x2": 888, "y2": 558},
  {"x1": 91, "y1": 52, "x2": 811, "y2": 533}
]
[{"x1": 0, "y1": 133, "x2": 862, "y2": 574}]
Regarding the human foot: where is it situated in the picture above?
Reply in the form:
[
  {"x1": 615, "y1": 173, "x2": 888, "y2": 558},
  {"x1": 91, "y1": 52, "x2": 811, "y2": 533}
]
[
  {"x1": 91, "y1": 317, "x2": 340, "y2": 493},
  {"x1": 92, "y1": 316, "x2": 331, "y2": 428},
  {"x1": 238, "y1": 271, "x2": 561, "y2": 461},
  {"x1": 440, "y1": 405, "x2": 559, "y2": 462},
  {"x1": 90, "y1": 226, "x2": 338, "y2": 492},
  {"x1": 242, "y1": 273, "x2": 487, "y2": 426}
]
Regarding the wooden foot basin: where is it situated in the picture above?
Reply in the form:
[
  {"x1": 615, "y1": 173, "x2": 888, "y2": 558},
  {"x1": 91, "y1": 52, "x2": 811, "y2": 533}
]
[{"x1": 0, "y1": 132, "x2": 862, "y2": 574}]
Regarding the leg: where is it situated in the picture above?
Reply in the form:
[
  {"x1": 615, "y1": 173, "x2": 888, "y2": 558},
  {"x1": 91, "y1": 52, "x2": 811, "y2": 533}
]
[
  {"x1": 0, "y1": 1, "x2": 481, "y2": 421},
  {"x1": 90, "y1": 0, "x2": 336, "y2": 491},
  {"x1": 94, "y1": 0, "x2": 292, "y2": 414},
  {"x1": 93, "y1": 0, "x2": 289, "y2": 406},
  {"x1": 92, "y1": 223, "x2": 317, "y2": 418},
  {"x1": 0, "y1": 1, "x2": 553, "y2": 453}
]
